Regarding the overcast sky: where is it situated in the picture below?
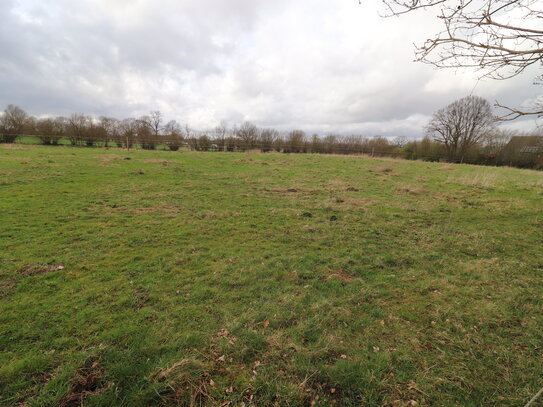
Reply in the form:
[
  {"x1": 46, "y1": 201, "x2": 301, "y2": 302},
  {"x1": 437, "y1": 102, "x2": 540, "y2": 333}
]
[{"x1": 1, "y1": 0, "x2": 540, "y2": 137}]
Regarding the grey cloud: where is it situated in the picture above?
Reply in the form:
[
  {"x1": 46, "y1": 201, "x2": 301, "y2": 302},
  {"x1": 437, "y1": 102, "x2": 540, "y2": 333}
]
[{"x1": 0, "y1": 0, "x2": 540, "y2": 136}]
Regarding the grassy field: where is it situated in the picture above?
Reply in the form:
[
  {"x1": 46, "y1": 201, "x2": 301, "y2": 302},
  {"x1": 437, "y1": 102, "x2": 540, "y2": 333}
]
[{"x1": 0, "y1": 145, "x2": 542, "y2": 407}]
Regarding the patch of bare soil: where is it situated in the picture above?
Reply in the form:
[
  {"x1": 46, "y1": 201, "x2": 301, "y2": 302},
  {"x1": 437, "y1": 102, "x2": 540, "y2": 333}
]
[
  {"x1": 399, "y1": 187, "x2": 429, "y2": 195},
  {"x1": 345, "y1": 187, "x2": 359, "y2": 192},
  {"x1": 59, "y1": 357, "x2": 111, "y2": 407},
  {"x1": 20, "y1": 263, "x2": 65, "y2": 276},
  {"x1": 325, "y1": 270, "x2": 355, "y2": 282}
]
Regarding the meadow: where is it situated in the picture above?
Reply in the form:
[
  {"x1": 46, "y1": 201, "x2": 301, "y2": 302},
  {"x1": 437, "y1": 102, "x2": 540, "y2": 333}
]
[{"x1": 0, "y1": 145, "x2": 542, "y2": 406}]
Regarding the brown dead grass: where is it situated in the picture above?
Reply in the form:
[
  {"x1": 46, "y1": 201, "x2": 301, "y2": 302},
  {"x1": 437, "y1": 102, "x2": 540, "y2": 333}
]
[
  {"x1": 398, "y1": 186, "x2": 430, "y2": 195},
  {"x1": 450, "y1": 172, "x2": 500, "y2": 189},
  {"x1": 325, "y1": 270, "x2": 355, "y2": 282},
  {"x1": 20, "y1": 263, "x2": 65, "y2": 276},
  {"x1": 150, "y1": 359, "x2": 212, "y2": 407},
  {"x1": 59, "y1": 357, "x2": 110, "y2": 407}
]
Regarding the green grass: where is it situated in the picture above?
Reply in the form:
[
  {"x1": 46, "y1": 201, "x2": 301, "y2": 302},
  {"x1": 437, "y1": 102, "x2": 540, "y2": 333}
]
[{"x1": 0, "y1": 145, "x2": 542, "y2": 406}]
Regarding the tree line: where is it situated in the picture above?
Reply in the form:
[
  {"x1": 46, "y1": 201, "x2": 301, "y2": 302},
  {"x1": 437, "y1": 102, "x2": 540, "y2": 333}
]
[{"x1": 1, "y1": 97, "x2": 541, "y2": 169}]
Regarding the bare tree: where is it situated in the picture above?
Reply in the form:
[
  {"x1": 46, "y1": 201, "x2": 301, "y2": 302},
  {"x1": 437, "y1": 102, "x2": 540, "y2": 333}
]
[
  {"x1": 141, "y1": 111, "x2": 163, "y2": 137},
  {"x1": 259, "y1": 128, "x2": 278, "y2": 152},
  {"x1": 35, "y1": 118, "x2": 62, "y2": 145},
  {"x1": 0, "y1": 105, "x2": 28, "y2": 143},
  {"x1": 119, "y1": 118, "x2": 138, "y2": 150},
  {"x1": 67, "y1": 114, "x2": 90, "y2": 146},
  {"x1": 214, "y1": 121, "x2": 229, "y2": 151},
  {"x1": 375, "y1": 0, "x2": 543, "y2": 118},
  {"x1": 236, "y1": 122, "x2": 259, "y2": 150},
  {"x1": 164, "y1": 120, "x2": 184, "y2": 151},
  {"x1": 99, "y1": 116, "x2": 119, "y2": 147},
  {"x1": 426, "y1": 95, "x2": 495, "y2": 162}
]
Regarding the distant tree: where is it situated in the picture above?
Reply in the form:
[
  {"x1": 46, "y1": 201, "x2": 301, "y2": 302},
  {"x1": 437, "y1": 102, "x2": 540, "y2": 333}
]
[
  {"x1": 214, "y1": 121, "x2": 229, "y2": 151},
  {"x1": 196, "y1": 134, "x2": 212, "y2": 151},
  {"x1": 0, "y1": 105, "x2": 28, "y2": 143},
  {"x1": 35, "y1": 118, "x2": 61, "y2": 145},
  {"x1": 67, "y1": 114, "x2": 90, "y2": 146},
  {"x1": 480, "y1": 128, "x2": 515, "y2": 164},
  {"x1": 236, "y1": 122, "x2": 259, "y2": 150},
  {"x1": 344, "y1": 135, "x2": 365, "y2": 154},
  {"x1": 309, "y1": 134, "x2": 323, "y2": 154},
  {"x1": 141, "y1": 111, "x2": 163, "y2": 137},
  {"x1": 259, "y1": 128, "x2": 278, "y2": 152},
  {"x1": 164, "y1": 120, "x2": 184, "y2": 151},
  {"x1": 392, "y1": 136, "x2": 408, "y2": 148},
  {"x1": 137, "y1": 120, "x2": 156, "y2": 150},
  {"x1": 323, "y1": 134, "x2": 338, "y2": 154},
  {"x1": 119, "y1": 118, "x2": 138, "y2": 150},
  {"x1": 426, "y1": 96, "x2": 495, "y2": 162},
  {"x1": 285, "y1": 130, "x2": 306, "y2": 153},
  {"x1": 98, "y1": 116, "x2": 119, "y2": 147}
]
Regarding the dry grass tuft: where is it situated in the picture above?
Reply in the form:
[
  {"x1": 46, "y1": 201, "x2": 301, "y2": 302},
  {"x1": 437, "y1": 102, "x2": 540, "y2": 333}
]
[
  {"x1": 59, "y1": 357, "x2": 110, "y2": 407},
  {"x1": 452, "y1": 172, "x2": 500, "y2": 188}
]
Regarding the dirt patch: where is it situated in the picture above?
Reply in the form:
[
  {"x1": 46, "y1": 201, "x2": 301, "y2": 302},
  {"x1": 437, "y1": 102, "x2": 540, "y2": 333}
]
[
  {"x1": 325, "y1": 270, "x2": 354, "y2": 282},
  {"x1": 20, "y1": 263, "x2": 65, "y2": 276},
  {"x1": 346, "y1": 187, "x2": 359, "y2": 192},
  {"x1": 399, "y1": 187, "x2": 429, "y2": 195},
  {"x1": 59, "y1": 357, "x2": 110, "y2": 407}
]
